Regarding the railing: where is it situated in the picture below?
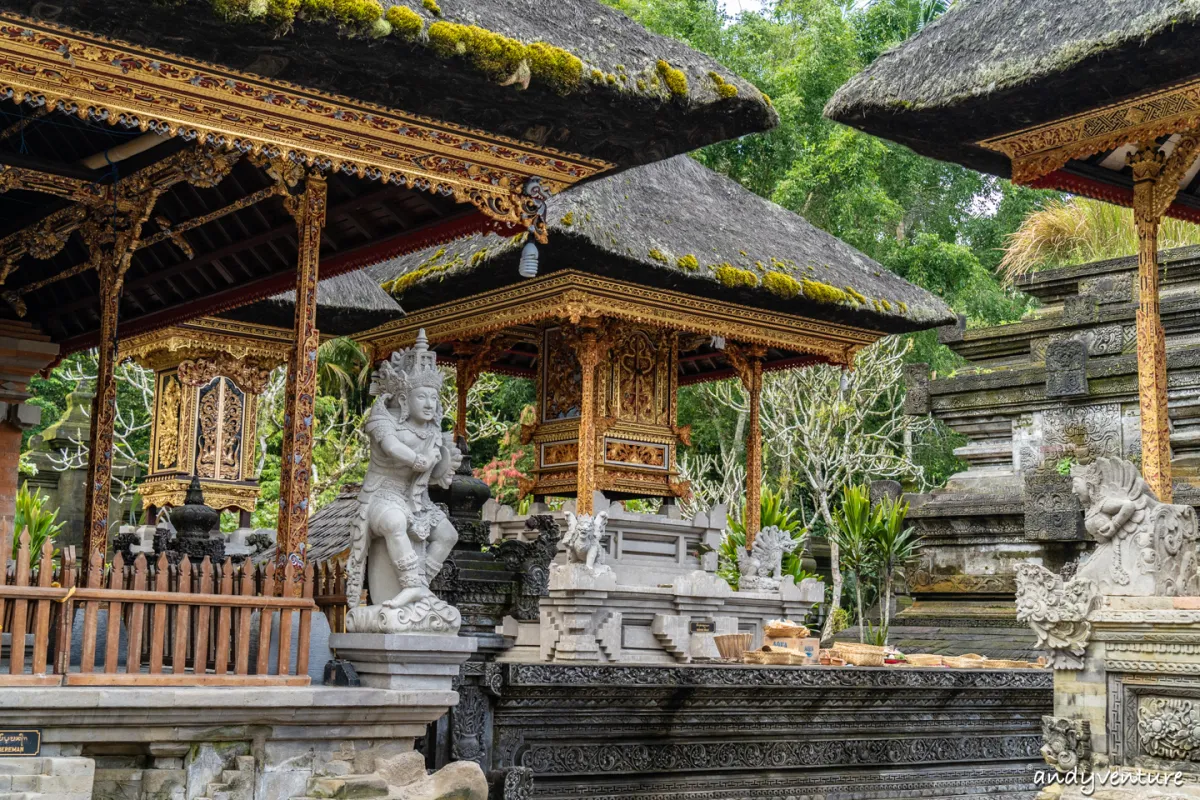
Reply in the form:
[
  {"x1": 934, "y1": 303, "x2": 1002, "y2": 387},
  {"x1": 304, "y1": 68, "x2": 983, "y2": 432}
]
[
  {"x1": 1, "y1": 532, "x2": 316, "y2": 687},
  {"x1": 314, "y1": 560, "x2": 348, "y2": 634}
]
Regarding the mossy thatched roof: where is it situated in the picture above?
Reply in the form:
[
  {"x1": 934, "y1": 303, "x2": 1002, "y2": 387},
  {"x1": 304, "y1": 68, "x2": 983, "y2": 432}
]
[
  {"x1": 824, "y1": 0, "x2": 1200, "y2": 176},
  {"x1": 13, "y1": 0, "x2": 775, "y2": 169},
  {"x1": 369, "y1": 155, "x2": 955, "y2": 334},
  {"x1": 219, "y1": 269, "x2": 404, "y2": 336}
]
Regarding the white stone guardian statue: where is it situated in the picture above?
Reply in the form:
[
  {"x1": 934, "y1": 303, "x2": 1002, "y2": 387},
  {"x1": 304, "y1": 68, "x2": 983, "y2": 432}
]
[{"x1": 346, "y1": 330, "x2": 464, "y2": 634}]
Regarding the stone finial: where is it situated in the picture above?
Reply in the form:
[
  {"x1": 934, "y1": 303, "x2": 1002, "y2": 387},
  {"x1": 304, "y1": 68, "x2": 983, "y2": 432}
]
[
  {"x1": 737, "y1": 526, "x2": 801, "y2": 592},
  {"x1": 1023, "y1": 472, "x2": 1085, "y2": 542},
  {"x1": 1041, "y1": 716, "x2": 1091, "y2": 772},
  {"x1": 1015, "y1": 563, "x2": 1098, "y2": 670},
  {"x1": 936, "y1": 315, "x2": 966, "y2": 344},
  {"x1": 901, "y1": 363, "x2": 931, "y2": 415}
]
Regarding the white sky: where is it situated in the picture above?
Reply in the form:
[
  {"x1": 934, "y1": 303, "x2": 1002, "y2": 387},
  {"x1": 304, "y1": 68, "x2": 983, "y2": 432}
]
[{"x1": 723, "y1": 0, "x2": 768, "y2": 14}]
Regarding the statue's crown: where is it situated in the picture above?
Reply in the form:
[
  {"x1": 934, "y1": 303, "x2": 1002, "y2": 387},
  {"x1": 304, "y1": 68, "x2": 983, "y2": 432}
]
[{"x1": 372, "y1": 329, "x2": 444, "y2": 396}]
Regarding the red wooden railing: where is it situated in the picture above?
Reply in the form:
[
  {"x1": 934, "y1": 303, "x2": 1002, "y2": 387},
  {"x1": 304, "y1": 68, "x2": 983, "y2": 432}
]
[{"x1": 0, "y1": 532, "x2": 315, "y2": 687}]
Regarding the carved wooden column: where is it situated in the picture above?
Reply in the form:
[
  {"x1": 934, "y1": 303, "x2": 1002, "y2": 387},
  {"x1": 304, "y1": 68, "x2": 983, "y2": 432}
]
[
  {"x1": 79, "y1": 203, "x2": 160, "y2": 579},
  {"x1": 727, "y1": 343, "x2": 767, "y2": 548},
  {"x1": 1128, "y1": 135, "x2": 1200, "y2": 502},
  {"x1": 275, "y1": 173, "x2": 326, "y2": 586},
  {"x1": 573, "y1": 322, "x2": 607, "y2": 516}
]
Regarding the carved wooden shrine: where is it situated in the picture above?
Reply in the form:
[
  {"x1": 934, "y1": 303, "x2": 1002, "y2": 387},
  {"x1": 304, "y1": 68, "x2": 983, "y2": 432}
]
[
  {"x1": 120, "y1": 317, "x2": 291, "y2": 520},
  {"x1": 0, "y1": 0, "x2": 777, "y2": 580}
]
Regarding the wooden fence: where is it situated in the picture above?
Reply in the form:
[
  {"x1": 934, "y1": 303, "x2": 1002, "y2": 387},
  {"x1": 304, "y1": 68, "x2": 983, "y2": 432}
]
[
  {"x1": 0, "y1": 533, "x2": 316, "y2": 687},
  {"x1": 314, "y1": 560, "x2": 348, "y2": 634}
]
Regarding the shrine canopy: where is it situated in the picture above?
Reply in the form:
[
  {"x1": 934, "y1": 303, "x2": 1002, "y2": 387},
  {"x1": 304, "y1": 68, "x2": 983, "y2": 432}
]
[
  {"x1": 824, "y1": 0, "x2": 1200, "y2": 217},
  {"x1": 0, "y1": 0, "x2": 774, "y2": 353},
  {"x1": 360, "y1": 154, "x2": 955, "y2": 377}
]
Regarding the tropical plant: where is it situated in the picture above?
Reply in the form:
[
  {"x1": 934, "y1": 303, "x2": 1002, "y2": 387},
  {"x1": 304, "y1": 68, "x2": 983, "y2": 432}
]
[
  {"x1": 871, "y1": 495, "x2": 921, "y2": 641},
  {"x1": 830, "y1": 484, "x2": 881, "y2": 643},
  {"x1": 12, "y1": 482, "x2": 64, "y2": 568},
  {"x1": 999, "y1": 196, "x2": 1200, "y2": 283}
]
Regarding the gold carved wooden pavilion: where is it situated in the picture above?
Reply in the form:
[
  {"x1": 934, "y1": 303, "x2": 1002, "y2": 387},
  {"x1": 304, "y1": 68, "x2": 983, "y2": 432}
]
[
  {"x1": 360, "y1": 156, "x2": 955, "y2": 542},
  {"x1": 826, "y1": 0, "x2": 1200, "y2": 503},
  {"x1": 0, "y1": 0, "x2": 780, "y2": 584}
]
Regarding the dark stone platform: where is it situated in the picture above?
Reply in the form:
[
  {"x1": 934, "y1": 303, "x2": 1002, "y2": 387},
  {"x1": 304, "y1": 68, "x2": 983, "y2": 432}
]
[{"x1": 477, "y1": 662, "x2": 1052, "y2": 800}]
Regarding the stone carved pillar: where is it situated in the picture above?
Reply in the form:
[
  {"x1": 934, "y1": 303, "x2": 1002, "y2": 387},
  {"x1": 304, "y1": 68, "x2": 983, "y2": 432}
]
[
  {"x1": 727, "y1": 344, "x2": 766, "y2": 547},
  {"x1": 1128, "y1": 134, "x2": 1200, "y2": 503},
  {"x1": 275, "y1": 173, "x2": 326, "y2": 588}
]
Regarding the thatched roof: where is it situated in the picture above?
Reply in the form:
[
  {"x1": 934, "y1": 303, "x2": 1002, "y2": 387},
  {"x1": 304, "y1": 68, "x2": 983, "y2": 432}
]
[
  {"x1": 219, "y1": 269, "x2": 404, "y2": 336},
  {"x1": 824, "y1": 0, "x2": 1200, "y2": 176},
  {"x1": 15, "y1": 0, "x2": 775, "y2": 169},
  {"x1": 369, "y1": 155, "x2": 955, "y2": 333},
  {"x1": 257, "y1": 484, "x2": 358, "y2": 566}
]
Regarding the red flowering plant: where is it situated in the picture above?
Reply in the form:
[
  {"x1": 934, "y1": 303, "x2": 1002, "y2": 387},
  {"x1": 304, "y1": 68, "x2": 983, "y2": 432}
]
[{"x1": 475, "y1": 404, "x2": 536, "y2": 507}]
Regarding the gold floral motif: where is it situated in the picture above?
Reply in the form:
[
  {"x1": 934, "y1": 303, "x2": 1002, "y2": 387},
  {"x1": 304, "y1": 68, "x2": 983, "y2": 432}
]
[
  {"x1": 121, "y1": 316, "x2": 292, "y2": 369},
  {"x1": 362, "y1": 271, "x2": 872, "y2": 365},
  {"x1": 611, "y1": 329, "x2": 658, "y2": 423},
  {"x1": 979, "y1": 80, "x2": 1200, "y2": 185},
  {"x1": 542, "y1": 327, "x2": 583, "y2": 421},
  {"x1": 155, "y1": 374, "x2": 182, "y2": 471},
  {"x1": 138, "y1": 476, "x2": 259, "y2": 514},
  {"x1": 178, "y1": 352, "x2": 275, "y2": 394},
  {"x1": 604, "y1": 440, "x2": 667, "y2": 469},
  {"x1": 542, "y1": 442, "x2": 579, "y2": 467}
]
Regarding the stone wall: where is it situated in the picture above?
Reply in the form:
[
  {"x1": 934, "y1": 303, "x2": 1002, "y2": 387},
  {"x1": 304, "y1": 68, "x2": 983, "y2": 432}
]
[
  {"x1": 897, "y1": 248, "x2": 1200, "y2": 658},
  {"x1": 485, "y1": 662, "x2": 1052, "y2": 799}
]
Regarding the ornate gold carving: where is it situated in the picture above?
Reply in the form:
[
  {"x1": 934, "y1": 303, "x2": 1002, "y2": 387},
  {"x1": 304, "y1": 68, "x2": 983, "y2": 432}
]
[
  {"x1": 138, "y1": 476, "x2": 259, "y2": 515},
  {"x1": 361, "y1": 271, "x2": 873, "y2": 366},
  {"x1": 178, "y1": 352, "x2": 275, "y2": 394},
  {"x1": 0, "y1": 15, "x2": 610, "y2": 229},
  {"x1": 275, "y1": 173, "x2": 325, "y2": 586},
  {"x1": 121, "y1": 316, "x2": 292, "y2": 369},
  {"x1": 604, "y1": 440, "x2": 667, "y2": 469},
  {"x1": 155, "y1": 374, "x2": 182, "y2": 472},
  {"x1": 542, "y1": 442, "x2": 579, "y2": 467},
  {"x1": 611, "y1": 330, "x2": 657, "y2": 423},
  {"x1": 727, "y1": 343, "x2": 767, "y2": 545},
  {"x1": 980, "y1": 79, "x2": 1200, "y2": 184},
  {"x1": 451, "y1": 333, "x2": 511, "y2": 440},
  {"x1": 1127, "y1": 136, "x2": 1200, "y2": 504},
  {"x1": 194, "y1": 379, "x2": 245, "y2": 482}
]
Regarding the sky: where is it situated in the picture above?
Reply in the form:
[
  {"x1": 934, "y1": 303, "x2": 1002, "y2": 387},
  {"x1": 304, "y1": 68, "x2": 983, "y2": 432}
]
[{"x1": 723, "y1": 0, "x2": 768, "y2": 13}]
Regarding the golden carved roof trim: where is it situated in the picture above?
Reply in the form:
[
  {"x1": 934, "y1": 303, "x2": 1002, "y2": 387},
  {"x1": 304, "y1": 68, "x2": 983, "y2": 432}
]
[
  {"x1": 979, "y1": 78, "x2": 1200, "y2": 184},
  {"x1": 0, "y1": 15, "x2": 612, "y2": 227},
  {"x1": 359, "y1": 271, "x2": 873, "y2": 365},
  {"x1": 120, "y1": 316, "x2": 293, "y2": 369}
]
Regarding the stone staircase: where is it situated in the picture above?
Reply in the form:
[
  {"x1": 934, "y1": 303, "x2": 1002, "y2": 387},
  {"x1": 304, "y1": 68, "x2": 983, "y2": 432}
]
[
  {"x1": 0, "y1": 757, "x2": 94, "y2": 800},
  {"x1": 195, "y1": 755, "x2": 256, "y2": 800},
  {"x1": 292, "y1": 773, "x2": 391, "y2": 799}
]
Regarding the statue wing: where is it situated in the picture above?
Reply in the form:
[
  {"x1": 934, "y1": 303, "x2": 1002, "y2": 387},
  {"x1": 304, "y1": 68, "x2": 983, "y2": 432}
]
[
  {"x1": 1092, "y1": 457, "x2": 1150, "y2": 504},
  {"x1": 345, "y1": 501, "x2": 370, "y2": 609}
]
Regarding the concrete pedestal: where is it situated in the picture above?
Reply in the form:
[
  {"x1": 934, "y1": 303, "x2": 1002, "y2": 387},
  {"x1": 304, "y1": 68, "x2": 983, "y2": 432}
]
[{"x1": 330, "y1": 633, "x2": 477, "y2": 692}]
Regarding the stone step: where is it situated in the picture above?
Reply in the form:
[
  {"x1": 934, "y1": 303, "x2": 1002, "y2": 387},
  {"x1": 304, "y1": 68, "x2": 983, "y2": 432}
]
[
  {"x1": 305, "y1": 774, "x2": 390, "y2": 798},
  {"x1": 0, "y1": 762, "x2": 42, "y2": 777}
]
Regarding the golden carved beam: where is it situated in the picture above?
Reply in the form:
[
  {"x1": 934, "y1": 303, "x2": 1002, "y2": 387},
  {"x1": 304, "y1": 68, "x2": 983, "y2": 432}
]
[
  {"x1": 451, "y1": 333, "x2": 511, "y2": 442},
  {"x1": 0, "y1": 15, "x2": 610, "y2": 231},
  {"x1": 275, "y1": 172, "x2": 326, "y2": 591},
  {"x1": 567, "y1": 319, "x2": 609, "y2": 516},
  {"x1": 979, "y1": 78, "x2": 1200, "y2": 185},
  {"x1": 360, "y1": 271, "x2": 874, "y2": 365},
  {"x1": 726, "y1": 343, "x2": 767, "y2": 547},
  {"x1": 0, "y1": 145, "x2": 240, "y2": 307}
]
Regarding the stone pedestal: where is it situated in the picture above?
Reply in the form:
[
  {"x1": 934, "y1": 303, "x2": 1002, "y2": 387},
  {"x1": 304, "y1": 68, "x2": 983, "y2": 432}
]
[{"x1": 330, "y1": 633, "x2": 476, "y2": 692}]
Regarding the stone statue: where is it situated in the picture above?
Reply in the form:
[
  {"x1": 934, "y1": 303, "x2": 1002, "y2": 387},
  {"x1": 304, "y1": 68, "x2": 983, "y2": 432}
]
[
  {"x1": 1072, "y1": 457, "x2": 1200, "y2": 596},
  {"x1": 737, "y1": 525, "x2": 800, "y2": 592},
  {"x1": 1015, "y1": 563, "x2": 1099, "y2": 670},
  {"x1": 563, "y1": 511, "x2": 607, "y2": 570},
  {"x1": 346, "y1": 330, "x2": 464, "y2": 634}
]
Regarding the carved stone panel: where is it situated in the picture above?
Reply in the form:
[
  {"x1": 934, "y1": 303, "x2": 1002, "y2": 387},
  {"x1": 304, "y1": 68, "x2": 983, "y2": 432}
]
[
  {"x1": 1045, "y1": 339, "x2": 1088, "y2": 398},
  {"x1": 1024, "y1": 473, "x2": 1085, "y2": 542}
]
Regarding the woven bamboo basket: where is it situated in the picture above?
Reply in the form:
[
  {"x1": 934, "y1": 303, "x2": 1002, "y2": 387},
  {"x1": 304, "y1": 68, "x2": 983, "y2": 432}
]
[
  {"x1": 764, "y1": 620, "x2": 809, "y2": 639},
  {"x1": 714, "y1": 633, "x2": 753, "y2": 660},
  {"x1": 943, "y1": 654, "x2": 987, "y2": 669},
  {"x1": 902, "y1": 653, "x2": 944, "y2": 667},
  {"x1": 832, "y1": 642, "x2": 887, "y2": 667}
]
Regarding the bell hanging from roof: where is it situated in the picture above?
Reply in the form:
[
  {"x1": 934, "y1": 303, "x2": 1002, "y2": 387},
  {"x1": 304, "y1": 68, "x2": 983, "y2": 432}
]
[{"x1": 518, "y1": 239, "x2": 539, "y2": 278}]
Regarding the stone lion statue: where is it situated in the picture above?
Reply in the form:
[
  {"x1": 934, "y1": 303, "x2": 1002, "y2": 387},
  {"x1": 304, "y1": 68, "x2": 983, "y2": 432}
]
[
  {"x1": 737, "y1": 525, "x2": 801, "y2": 592},
  {"x1": 1072, "y1": 457, "x2": 1200, "y2": 596},
  {"x1": 346, "y1": 330, "x2": 463, "y2": 634},
  {"x1": 563, "y1": 511, "x2": 607, "y2": 569}
]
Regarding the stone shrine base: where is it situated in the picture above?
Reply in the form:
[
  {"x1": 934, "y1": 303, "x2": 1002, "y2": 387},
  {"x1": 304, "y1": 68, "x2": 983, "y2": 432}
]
[
  {"x1": 478, "y1": 662, "x2": 1053, "y2": 799},
  {"x1": 0, "y1": 685, "x2": 476, "y2": 800}
]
